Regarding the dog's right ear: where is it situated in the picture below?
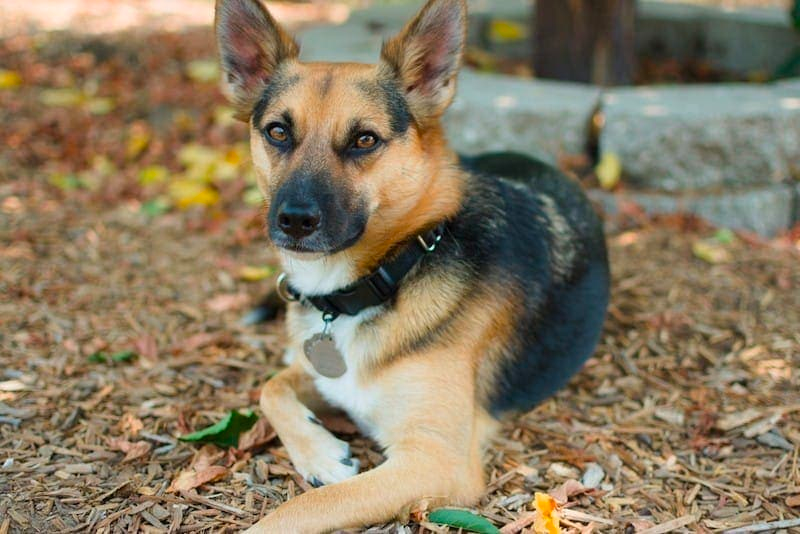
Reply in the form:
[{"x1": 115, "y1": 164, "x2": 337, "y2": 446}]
[{"x1": 215, "y1": 0, "x2": 299, "y2": 120}]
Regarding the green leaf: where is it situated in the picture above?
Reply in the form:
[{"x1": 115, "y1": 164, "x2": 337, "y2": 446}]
[
  {"x1": 792, "y1": 0, "x2": 800, "y2": 30},
  {"x1": 713, "y1": 228, "x2": 735, "y2": 245},
  {"x1": 111, "y1": 350, "x2": 136, "y2": 363},
  {"x1": 179, "y1": 410, "x2": 259, "y2": 448},
  {"x1": 141, "y1": 198, "x2": 171, "y2": 217},
  {"x1": 428, "y1": 509, "x2": 500, "y2": 534},
  {"x1": 88, "y1": 352, "x2": 108, "y2": 364}
]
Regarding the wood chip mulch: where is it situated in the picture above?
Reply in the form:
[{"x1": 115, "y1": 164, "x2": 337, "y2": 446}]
[
  {"x1": 2, "y1": 190, "x2": 799, "y2": 533},
  {"x1": 1, "y1": 14, "x2": 799, "y2": 534}
]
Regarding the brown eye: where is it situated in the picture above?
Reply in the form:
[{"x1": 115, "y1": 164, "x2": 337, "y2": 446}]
[
  {"x1": 354, "y1": 133, "x2": 377, "y2": 150},
  {"x1": 267, "y1": 124, "x2": 288, "y2": 143}
]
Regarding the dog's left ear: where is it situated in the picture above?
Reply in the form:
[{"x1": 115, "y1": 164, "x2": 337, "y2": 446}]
[
  {"x1": 380, "y1": 0, "x2": 467, "y2": 122},
  {"x1": 215, "y1": 0, "x2": 299, "y2": 120}
]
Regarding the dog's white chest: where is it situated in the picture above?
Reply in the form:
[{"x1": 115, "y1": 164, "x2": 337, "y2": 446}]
[{"x1": 293, "y1": 309, "x2": 382, "y2": 437}]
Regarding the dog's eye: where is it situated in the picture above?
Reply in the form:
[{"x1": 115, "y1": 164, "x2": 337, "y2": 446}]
[
  {"x1": 266, "y1": 124, "x2": 289, "y2": 143},
  {"x1": 355, "y1": 134, "x2": 377, "y2": 149},
  {"x1": 350, "y1": 132, "x2": 380, "y2": 154}
]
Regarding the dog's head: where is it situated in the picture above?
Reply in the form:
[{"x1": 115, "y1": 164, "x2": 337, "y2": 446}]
[{"x1": 215, "y1": 0, "x2": 466, "y2": 259}]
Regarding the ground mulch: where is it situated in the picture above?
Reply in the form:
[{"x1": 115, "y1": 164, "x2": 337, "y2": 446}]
[{"x1": 1, "y1": 9, "x2": 799, "y2": 534}]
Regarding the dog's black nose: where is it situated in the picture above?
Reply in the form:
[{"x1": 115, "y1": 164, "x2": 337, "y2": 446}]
[{"x1": 276, "y1": 201, "x2": 321, "y2": 239}]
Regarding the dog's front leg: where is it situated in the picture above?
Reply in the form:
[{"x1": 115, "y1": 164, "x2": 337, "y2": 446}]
[
  {"x1": 247, "y1": 353, "x2": 490, "y2": 534},
  {"x1": 260, "y1": 362, "x2": 360, "y2": 486}
]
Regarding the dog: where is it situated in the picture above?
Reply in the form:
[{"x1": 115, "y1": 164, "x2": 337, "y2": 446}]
[{"x1": 215, "y1": 0, "x2": 610, "y2": 531}]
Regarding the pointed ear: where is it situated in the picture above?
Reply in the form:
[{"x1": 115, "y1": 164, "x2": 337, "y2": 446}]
[
  {"x1": 379, "y1": 0, "x2": 466, "y2": 122},
  {"x1": 215, "y1": 0, "x2": 299, "y2": 120}
]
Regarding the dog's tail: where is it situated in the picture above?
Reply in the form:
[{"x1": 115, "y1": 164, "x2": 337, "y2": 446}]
[{"x1": 240, "y1": 288, "x2": 285, "y2": 325}]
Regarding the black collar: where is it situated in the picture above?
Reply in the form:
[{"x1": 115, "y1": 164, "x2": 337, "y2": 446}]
[{"x1": 277, "y1": 223, "x2": 445, "y2": 319}]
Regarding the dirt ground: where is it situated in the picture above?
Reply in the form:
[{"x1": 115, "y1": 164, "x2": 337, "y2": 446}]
[{"x1": 1, "y1": 3, "x2": 800, "y2": 533}]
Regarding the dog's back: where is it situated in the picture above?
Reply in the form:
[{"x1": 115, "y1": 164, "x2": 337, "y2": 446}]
[{"x1": 442, "y1": 153, "x2": 610, "y2": 413}]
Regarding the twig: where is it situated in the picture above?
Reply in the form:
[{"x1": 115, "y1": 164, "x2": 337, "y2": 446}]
[
  {"x1": 722, "y1": 518, "x2": 800, "y2": 533},
  {"x1": 638, "y1": 514, "x2": 697, "y2": 534},
  {"x1": 180, "y1": 490, "x2": 249, "y2": 517}
]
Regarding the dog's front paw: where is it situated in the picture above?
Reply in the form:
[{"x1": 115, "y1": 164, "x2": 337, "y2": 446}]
[{"x1": 288, "y1": 417, "x2": 360, "y2": 486}]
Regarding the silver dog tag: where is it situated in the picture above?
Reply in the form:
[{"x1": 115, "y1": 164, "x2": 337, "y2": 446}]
[{"x1": 304, "y1": 333, "x2": 347, "y2": 378}]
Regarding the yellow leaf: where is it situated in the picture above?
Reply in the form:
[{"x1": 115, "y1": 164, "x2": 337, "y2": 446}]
[
  {"x1": 213, "y1": 106, "x2": 238, "y2": 127},
  {"x1": 0, "y1": 69, "x2": 23, "y2": 89},
  {"x1": 179, "y1": 143, "x2": 219, "y2": 182},
  {"x1": 85, "y1": 97, "x2": 115, "y2": 115},
  {"x1": 186, "y1": 59, "x2": 220, "y2": 83},
  {"x1": 692, "y1": 240, "x2": 732, "y2": 264},
  {"x1": 243, "y1": 186, "x2": 263, "y2": 206},
  {"x1": 595, "y1": 152, "x2": 622, "y2": 190},
  {"x1": 126, "y1": 126, "x2": 151, "y2": 160},
  {"x1": 138, "y1": 165, "x2": 170, "y2": 185},
  {"x1": 169, "y1": 180, "x2": 220, "y2": 209},
  {"x1": 489, "y1": 19, "x2": 527, "y2": 43},
  {"x1": 40, "y1": 88, "x2": 84, "y2": 107},
  {"x1": 239, "y1": 265, "x2": 276, "y2": 282},
  {"x1": 533, "y1": 493, "x2": 561, "y2": 534}
]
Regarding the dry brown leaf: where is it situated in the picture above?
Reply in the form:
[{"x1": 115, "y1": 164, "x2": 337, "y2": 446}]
[
  {"x1": 787, "y1": 494, "x2": 800, "y2": 507},
  {"x1": 108, "y1": 438, "x2": 152, "y2": 462},
  {"x1": 175, "y1": 332, "x2": 230, "y2": 353},
  {"x1": 168, "y1": 444, "x2": 228, "y2": 492},
  {"x1": 205, "y1": 292, "x2": 249, "y2": 313},
  {"x1": 191, "y1": 444, "x2": 226, "y2": 471},
  {"x1": 118, "y1": 413, "x2": 144, "y2": 436},
  {"x1": 500, "y1": 512, "x2": 538, "y2": 534},
  {"x1": 550, "y1": 479, "x2": 587, "y2": 504},
  {"x1": 133, "y1": 335, "x2": 158, "y2": 361},
  {"x1": 237, "y1": 417, "x2": 276, "y2": 452},
  {"x1": 168, "y1": 464, "x2": 228, "y2": 492},
  {"x1": 320, "y1": 412, "x2": 359, "y2": 435}
]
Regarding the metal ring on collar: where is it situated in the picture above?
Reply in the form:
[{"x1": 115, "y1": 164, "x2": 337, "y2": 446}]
[
  {"x1": 417, "y1": 231, "x2": 442, "y2": 253},
  {"x1": 276, "y1": 272, "x2": 299, "y2": 302}
]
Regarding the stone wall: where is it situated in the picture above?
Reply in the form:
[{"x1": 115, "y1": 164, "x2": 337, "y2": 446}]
[{"x1": 296, "y1": 0, "x2": 800, "y2": 235}]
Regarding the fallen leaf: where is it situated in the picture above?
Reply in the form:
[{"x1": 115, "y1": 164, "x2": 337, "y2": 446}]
[
  {"x1": 713, "y1": 228, "x2": 736, "y2": 245},
  {"x1": 692, "y1": 239, "x2": 732, "y2": 264},
  {"x1": 238, "y1": 265, "x2": 276, "y2": 282},
  {"x1": 140, "y1": 198, "x2": 171, "y2": 218},
  {"x1": 206, "y1": 293, "x2": 250, "y2": 313},
  {"x1": 427, "y1": 509, "x2": 500, "y2": 534},
  {"x1": 488, "y1": 19, "x2": 527, "y2": 43},
  {"x1": 40, "y1": 88, "x2": 84, "y2": 107},
  {"x1": 108, "y1": 438, "x2": 152, "y2": 462},
  {"x1": 138, "y1": 165, "x2": 170, "y2": 186},
  {"x1": 126, "y1": 124, "x2": 151, "y2": 160},
  {"x1": 168, "y1": 444, "x2": 228, "y2": 492},
  {"x1": 169, "y1": 180, "x2": 220, "y2": 209},
  {"x1": 550, "y1": 479, "x2": 587, "y2": 504},
  {"x1": 237, "y1": 417, "x2": 276, "y2": 452},
  {"x1": 179, "y1": 410, "x2": 259, "y2": 448},
  {"x1": 595, "y1": 152, "x2": 622, "y2": 190},
  {"x1": 118, "y1": 413, "x2": 144, "y2": 436},
  {"x1": 168, "y1": 464, "x2": 228, "y2": 492},
  {"x1": 111, "y1": 350, "x2": 136, "y2": 363},
  {"x1": 133, "y1": 335, "x2": 159, "y2": 361},
  {"x1": 186, "y1": 59, "x2": 220, "y2": 83},
  {"x1": 320, "y1": 412, "x2": 360, "y2": 435},
  {"x1": 786, "y1": 494, "x2": 800, "y2": 507},
  {"x1": 176, "y1": 332, "x2": 227, "y2": 353},
  {"x1": 533, "y1": 492, "x2": 561, "y2": 534},
  {"x1": 0, "y1": 69, "x2": 23, "y2": 89},
  {"x1": 85, "y1": 97, "x2": 115, "y2": 115}
]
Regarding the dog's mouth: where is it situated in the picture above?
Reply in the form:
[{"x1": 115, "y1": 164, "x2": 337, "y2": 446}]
[{"x1": 270, "y1": 223, "x2": 366, "y2": 256}]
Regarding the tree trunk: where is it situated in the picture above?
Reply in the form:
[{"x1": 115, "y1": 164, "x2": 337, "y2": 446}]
[{"x1": 533, "y1": 0, "x2": 636, "y2": 85}]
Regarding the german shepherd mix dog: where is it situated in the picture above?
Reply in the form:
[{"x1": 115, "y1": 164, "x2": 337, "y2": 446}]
[{"x1": 215, "y1": 0, "x2": 609, "y2": 531}]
